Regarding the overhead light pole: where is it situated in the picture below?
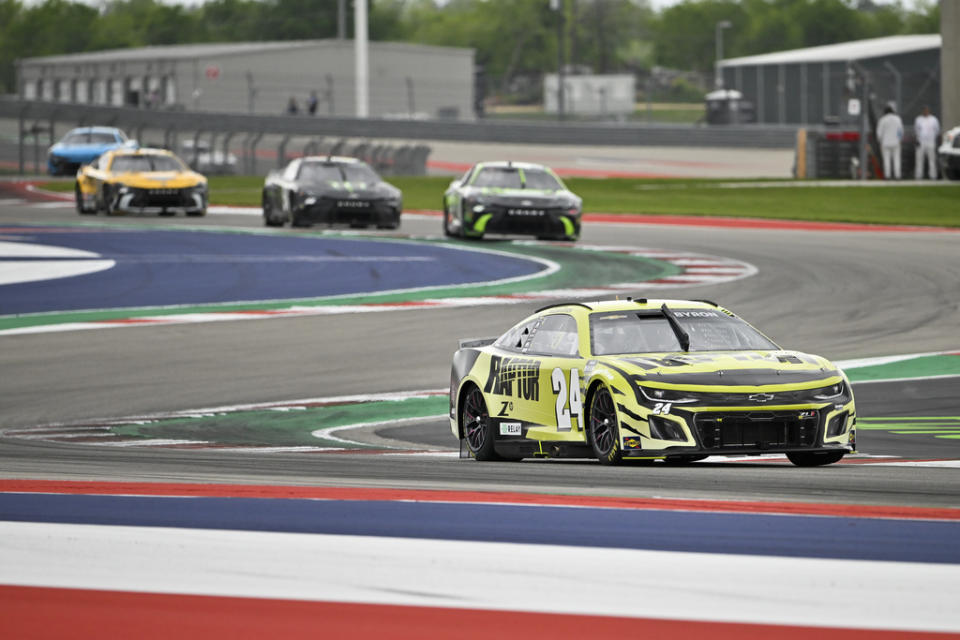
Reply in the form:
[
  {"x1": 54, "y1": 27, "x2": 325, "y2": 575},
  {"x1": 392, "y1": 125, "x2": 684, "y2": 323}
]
[
  {"x1": 355, "y1": 0, "x2": 368, "y2": 118},
  {"x1": 715, "y1": 19, "x2": 732, "y2": 89},
  {"x1": 551, "y1": 0, "x2": 565, "y2": 120}
]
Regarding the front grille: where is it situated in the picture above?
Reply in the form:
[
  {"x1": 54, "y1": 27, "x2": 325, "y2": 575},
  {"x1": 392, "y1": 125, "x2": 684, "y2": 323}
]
[
  {"x1": 693, "y1": 411, "x2": 820, "y2": 450},
  {"x1": 506, "y1": 208, "x2": 546, "y2": 216},
  {"x1": 130, "y1": 188, "x2": 189, "y2": 207},
  {"x1": 331, "y1": 209, "x2": 375, "y2": 224}
]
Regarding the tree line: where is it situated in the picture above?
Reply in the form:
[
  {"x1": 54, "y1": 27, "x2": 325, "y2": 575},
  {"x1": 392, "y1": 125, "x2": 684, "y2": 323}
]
[{"x1": 0, "y1": 0, "x2": 939, "y2": 98}]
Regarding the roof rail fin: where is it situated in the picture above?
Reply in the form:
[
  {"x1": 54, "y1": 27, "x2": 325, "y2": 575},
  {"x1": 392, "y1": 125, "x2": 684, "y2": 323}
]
[{"x1": 534, "y1": 301, "x2": 593, "y2": 313}]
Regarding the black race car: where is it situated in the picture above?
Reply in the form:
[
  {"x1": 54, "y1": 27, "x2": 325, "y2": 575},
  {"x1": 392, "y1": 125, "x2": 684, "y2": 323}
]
[{"x1": 262, "y1": 156, "x2": 402, "y2": 229}]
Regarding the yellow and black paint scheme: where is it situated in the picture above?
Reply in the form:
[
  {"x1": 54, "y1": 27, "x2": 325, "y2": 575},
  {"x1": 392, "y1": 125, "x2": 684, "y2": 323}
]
[
  {"x1": 449, "y1": 299, "x2": 856, "y2": 467},
  {"x1": 75, "y1": 147, "x2": 207, "y2": 216}
]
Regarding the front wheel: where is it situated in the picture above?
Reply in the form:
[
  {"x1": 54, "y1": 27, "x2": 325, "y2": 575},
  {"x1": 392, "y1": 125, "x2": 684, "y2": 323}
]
[
  {"x1": 263, "y1": 195, "x2": 284, "y2": 227},
  {"x1": 588, "y1": 385, "x2": 622, "y2": 465},
  {"x1": 75, "y1": 184, "x2": 94, "y2": 215},
  {"x1": 442, "y1": 202, "x2": 456, "y2": 237},
  {"x1": 104, "y1": 186, "x2": 121, "y2": 216},
  {"x1": 786, "y1": 451, "x2": 845, "y2": 467},
  {"x1": 461, "y1": 385, "x2": 495, "y2": 461}
]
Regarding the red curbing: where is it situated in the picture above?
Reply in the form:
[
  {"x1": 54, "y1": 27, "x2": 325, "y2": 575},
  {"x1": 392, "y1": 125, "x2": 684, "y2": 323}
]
[
  {"x1": 4, "y1": 585, "x2": 954, "y2": 640},
  {"x1": 3, "y1": 479, "x2": 959, "y2": 521}
]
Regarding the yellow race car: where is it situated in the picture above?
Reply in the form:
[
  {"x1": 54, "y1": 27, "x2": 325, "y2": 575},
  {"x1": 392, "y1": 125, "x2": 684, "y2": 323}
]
[
  {"x1": 449, "y1": 299, "x2": 856, "y2": 466},
  {"x1": 75, "y1": 147, "x2": 208, "y2": 217}
]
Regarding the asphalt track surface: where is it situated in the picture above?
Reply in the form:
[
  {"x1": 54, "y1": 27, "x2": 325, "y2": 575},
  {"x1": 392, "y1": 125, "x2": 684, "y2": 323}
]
[{"x1": 2, "y1": 192, "x2": 960, "y2": 508}]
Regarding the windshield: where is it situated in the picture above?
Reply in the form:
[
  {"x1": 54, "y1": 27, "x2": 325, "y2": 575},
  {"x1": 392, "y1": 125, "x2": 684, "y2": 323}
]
[
  {"x1": 62, "y1": 131, "x2": 119, "y2": 145},
  {"x1": 471, "y1": 167, "x2": 562, "y2": 190},
  {"x1": 298, "y1": 162, "x2": 379, "y2": 184},
  {"x1": 590, "y1": 310, "x2": 778, "y2": 355},
  {"x1": 110, "y1": 155, "x2": 184, "y2": 173}
]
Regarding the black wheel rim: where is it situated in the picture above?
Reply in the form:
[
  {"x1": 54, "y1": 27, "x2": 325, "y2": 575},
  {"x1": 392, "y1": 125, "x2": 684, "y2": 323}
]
[
  {"x1": 590, "y1": 388, "x2": 617, "y2": 454},
  {"x1": 463, "y1": 388, "x2": 488, "y2": 452}
]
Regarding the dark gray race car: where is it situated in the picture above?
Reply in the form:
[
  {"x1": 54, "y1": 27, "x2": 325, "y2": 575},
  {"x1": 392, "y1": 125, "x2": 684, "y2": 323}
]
[{"x1": 262, "y1": 156, "x2": 402, "y2": 229}]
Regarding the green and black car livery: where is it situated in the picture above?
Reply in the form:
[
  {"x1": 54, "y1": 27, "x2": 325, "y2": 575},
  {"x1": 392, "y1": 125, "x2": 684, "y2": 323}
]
[
  {"x1": 262, "y1": 156, "x2": 402, "y2": 229},
  {"x1": 442, "y1": 161, "x2": 582, "y2": 240},
  {"x1": 449, "y1": 299, "x2": 856, "y2": 467}
]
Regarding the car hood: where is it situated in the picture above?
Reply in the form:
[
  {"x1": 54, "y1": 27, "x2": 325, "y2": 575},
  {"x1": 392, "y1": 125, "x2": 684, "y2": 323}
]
[
  {"x1": 303, "y1": 181, "x2": 399, "y2": 199},
  {"x1": 50, "y1": 143, "x2": 121, "y2": 159},
  {"x1": 462, "y1": 187, "x2": 578, "y2": 207},
  {"x1": 108, "y1": 171, "x2": 205, "y2": 188},
  {"x1": 598, "y1": 350, "x2": 841, "y2": 388}
]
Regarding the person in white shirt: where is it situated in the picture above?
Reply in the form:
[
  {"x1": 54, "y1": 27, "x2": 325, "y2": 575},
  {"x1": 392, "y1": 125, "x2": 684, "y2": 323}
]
[
  {"x1": 913, "y1": 106, "x2": 940, "y2": 179},
  {"x1": 876, "y1": 105, "x2": 903, "y2": 179}
]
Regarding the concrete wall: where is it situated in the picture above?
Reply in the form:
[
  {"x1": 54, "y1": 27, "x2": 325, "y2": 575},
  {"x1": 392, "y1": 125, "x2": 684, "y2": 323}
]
[{"x1": 943, "y1": 0, "x2": 960, "y2": 127}]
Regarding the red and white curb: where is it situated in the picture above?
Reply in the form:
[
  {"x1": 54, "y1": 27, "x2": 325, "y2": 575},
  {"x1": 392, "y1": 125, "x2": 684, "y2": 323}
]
[
  {"x1": 0, "y1": 390, "x2": 450, "y2": 452},
  {"x1": 0, "y1": 244, "x2": 755, "y2": 336}
]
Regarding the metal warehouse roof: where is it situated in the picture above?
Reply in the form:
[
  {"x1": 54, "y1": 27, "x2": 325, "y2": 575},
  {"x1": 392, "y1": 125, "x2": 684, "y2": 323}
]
[
  {"x1": 20, "y1": 40, "x2": 471, "y2": 66},
  {"x1": 718, "y1": 34, "x2": 940, "y2": 68}
]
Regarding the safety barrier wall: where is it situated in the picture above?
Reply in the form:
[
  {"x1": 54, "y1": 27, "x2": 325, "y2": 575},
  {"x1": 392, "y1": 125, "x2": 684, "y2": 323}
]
[{"x1": 2, "y1": 98, "x2": 798, "y2": 156}]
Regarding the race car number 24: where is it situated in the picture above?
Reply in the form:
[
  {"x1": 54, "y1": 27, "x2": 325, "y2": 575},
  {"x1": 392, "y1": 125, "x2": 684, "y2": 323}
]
[{"x1": 552, "y1": 368, "x2": 582, "y2": 431}]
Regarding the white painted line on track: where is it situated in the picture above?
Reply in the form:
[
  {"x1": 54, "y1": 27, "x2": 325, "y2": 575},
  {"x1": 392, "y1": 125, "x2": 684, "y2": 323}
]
[
  {"x1": 29, "y1": 201, "x2": 71, "y2": 209},
  {"x1": 837, "y1": 350, "x2": 960, "y2": 370},
  {"x1": 2, "y1": 522, "x2": 958, "y2": 633}
]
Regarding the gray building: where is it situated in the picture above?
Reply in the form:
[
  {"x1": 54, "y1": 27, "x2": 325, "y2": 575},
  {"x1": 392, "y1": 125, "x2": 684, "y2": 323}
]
[
  {"x1": 17, "y1": 40, "x2": 475, "y2": 120},
  {"x1": 718, "y1": 35, "x2": 941, "y2": 126}
]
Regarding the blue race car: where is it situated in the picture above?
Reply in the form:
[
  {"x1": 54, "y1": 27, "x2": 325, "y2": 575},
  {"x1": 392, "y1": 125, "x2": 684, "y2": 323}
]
[{"x1": 47, "y1": 126, "x2": 137, "y2": 176}]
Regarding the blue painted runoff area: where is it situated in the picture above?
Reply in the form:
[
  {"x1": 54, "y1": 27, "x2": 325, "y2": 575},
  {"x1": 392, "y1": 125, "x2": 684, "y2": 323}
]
[
  {"x1": 1, "y1": 493, "x2": 957, "y2": 565},
  {"x1": 0, "y1": 226, "x2": 544, "y2": 314}
]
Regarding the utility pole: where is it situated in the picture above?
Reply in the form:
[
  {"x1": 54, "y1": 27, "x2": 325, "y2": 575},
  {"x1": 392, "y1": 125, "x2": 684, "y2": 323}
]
[
  {"x1": 338, "y1": 0, "x2": 346, "y2": 39},
  {"x1": 551, "y1": 0, "x2": 566, "y2": 120},
  {"x1": 355, "y1": 0, "x2": 369, "y2": 118},
  {"x1": 715, "y1": 20, "x2": 732, "y2": 89}
]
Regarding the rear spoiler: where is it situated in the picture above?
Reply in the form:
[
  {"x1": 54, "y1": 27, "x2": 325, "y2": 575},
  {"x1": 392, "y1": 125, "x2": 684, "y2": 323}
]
[{"x1": 458, "y1": 337, "x2": 497, "y2": 349}]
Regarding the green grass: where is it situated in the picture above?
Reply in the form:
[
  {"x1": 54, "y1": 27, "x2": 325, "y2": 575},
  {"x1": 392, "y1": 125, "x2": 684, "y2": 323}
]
[{"x1": 38, "y1": 176, "x2": 960, "y2": 228}]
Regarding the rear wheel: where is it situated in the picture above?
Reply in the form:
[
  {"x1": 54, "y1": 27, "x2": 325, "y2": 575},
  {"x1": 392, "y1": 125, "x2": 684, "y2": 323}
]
[
  {"x1": 786, "y1": 451, "x2": 845, "y2": 467},
  {"x1": 462, "y1": 385, "x2": 495, "y2": 461},
  {"x1": 588, "y1": 385, "x2": 622, "y2": 465}
]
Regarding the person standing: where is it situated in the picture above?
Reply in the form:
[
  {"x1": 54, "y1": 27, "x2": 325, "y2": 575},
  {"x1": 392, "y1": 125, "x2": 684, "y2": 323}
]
[
  {"x1": 876, "y1": 104, "x2": 903, "y2": 180},
  {"x1": 914, "y1": 106, "x2": 940, "y2": 179},
  {"x1": 307, "y1": 90, "x2": 319, "y2": 116}
]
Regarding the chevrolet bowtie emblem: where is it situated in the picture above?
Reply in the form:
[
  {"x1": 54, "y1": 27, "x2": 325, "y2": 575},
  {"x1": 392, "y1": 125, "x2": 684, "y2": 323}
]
[{"x1": 748, "y1": 393, "x2": 775, "y2": 403}]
